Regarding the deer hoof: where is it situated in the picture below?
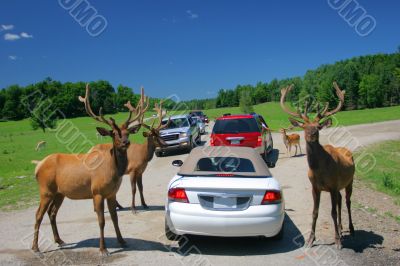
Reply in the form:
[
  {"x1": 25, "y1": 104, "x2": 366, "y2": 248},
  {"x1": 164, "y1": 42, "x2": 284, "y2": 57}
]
[
  {"x1": 349, "y1": 225, "x2": 355, "y2": 236},
  {"x1": 335, "y1": 239, "x2": 343, "y2": 250},
  {"x1": 33, "y1": 250, "x2": 44, "y2": 259},
  {"x1": 305, "y1": 234, "x2": 315, "y2": 248},
  {"x1": 56, "y1": 239, "x2": 66, "y2": 247},
  {"x1": 100, "y1": 249, "x2": 111, "y2": 257},
  {"x1": 142, "y1": 204, "x2": 149, "y2": 209},
  {"x1": 131, "y1": 208, "x2": 138, "y2": 214}
]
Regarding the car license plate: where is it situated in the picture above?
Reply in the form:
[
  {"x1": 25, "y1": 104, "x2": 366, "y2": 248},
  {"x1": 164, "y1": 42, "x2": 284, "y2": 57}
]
[
  {"x1": 230, "y1": 139, "x2": 240, "y2": 145},
  {"x1": 213, "y1": 197, "x2": 237, "y2": 209}
]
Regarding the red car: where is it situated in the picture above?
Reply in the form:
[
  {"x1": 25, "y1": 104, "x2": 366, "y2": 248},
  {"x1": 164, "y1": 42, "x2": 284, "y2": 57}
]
[{"x1": 210, "y1": 113, "x2": 273, "y2": 161}]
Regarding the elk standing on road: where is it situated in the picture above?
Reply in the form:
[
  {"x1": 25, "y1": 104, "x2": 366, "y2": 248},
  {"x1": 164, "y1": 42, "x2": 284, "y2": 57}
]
[
  {"x1": 90, "y1": 96, "x2": 170, "y2": 212},
  {"x1": 279, "y1": 127, "x2": 301, "y2": 156},
  {"x1": 31, "y1": 84, "x2": 146, "y2": 256},
  {"x1": 280, "y1": 82, "x2": 355, "y2": 249}
]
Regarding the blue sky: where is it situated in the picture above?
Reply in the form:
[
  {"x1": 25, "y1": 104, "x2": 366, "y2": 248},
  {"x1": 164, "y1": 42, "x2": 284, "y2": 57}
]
[{"x1": 0, "y1": 0, "x2": 399, "y2": 100}]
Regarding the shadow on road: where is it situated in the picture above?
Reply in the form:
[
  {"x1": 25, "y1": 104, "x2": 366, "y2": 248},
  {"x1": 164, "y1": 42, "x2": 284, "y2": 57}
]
[
  {"x1": 341, "y1": 230, "x2": 384, "y2": 253},
  {"x1": 175, "y1": 214, "x2": 304, "y2": 256}
]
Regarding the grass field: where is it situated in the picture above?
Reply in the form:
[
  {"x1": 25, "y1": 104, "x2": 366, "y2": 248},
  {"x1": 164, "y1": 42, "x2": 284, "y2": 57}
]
[
  {"x1": 0, "y1": 103, "x2": 399, "y2": 210},
  {"x1": 355, "y1": 140, "x2": 400, "y2": 201}
]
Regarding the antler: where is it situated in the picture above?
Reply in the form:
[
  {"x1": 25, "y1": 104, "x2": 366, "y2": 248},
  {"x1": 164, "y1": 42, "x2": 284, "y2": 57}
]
[
  {"x1": 314, "y1": 82, "x2": 345, "y2": 121},
  {"x1": 124, "y1": 87, "x2": 150, "y2": 128},
  {"x1": 142, "y1": 99, "x2": 171, "y2": 131},
  {"x1": 280, "y1": 84, "x2": 310, "y2": 122},
  {"x1": 78, "y1": 84, "x2": 115, "y2": 128}
]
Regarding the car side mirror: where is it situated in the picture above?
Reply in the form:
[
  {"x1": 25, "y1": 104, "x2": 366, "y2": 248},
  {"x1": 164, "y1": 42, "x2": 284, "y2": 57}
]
[{"x1": 172, "y1": 160, "x2": 183, "y2": 167}]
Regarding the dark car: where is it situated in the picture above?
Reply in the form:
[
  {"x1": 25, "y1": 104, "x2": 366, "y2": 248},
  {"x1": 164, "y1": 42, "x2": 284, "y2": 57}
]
[
  {"x1": 189, "y1": 110, "x2": 209, "y2": 123},
  {"x1": 210, "y1": 113, "x2": 273, "y2": 160}
]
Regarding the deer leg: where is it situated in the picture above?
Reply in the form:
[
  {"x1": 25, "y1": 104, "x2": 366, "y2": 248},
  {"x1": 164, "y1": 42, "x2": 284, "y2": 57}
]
[
  {"x1": 294, "y1": 145, "x2": 298, "y2": 156},
  {"x1": 47, "y1": 193, "x2": 65, "y2": 246},
  {"x1": 337, "y1": 191, "x2": 343, "y2": 238},
  {"x1": 107, "y1": 196, "x2": 126, "y2": 247},
  {"x1": 93, "y1": 195, "x2": 109, "y2": 257},
  {"x1": 298, "y1": 144, "x2": 302, "y2": 155},
  {"x1": 330, "y1": 190, "x2": 342, "y2": 249},
  {"x1": 137, "y1": 174, "x2": 148, "y2": 209},
  {"x1": 345, "y1": 182, "x2": 355, "y2": 236},
  {"x1": 288, "y1": 145, "x2": 292, "y2": 157},
  {"x1": 32, "y1": 194, "x2": 53, "y2": 253},
  {"x1": 306, "y1": 186, "x2": 320, "y2": 248},
  {"x1": 130, "y1": 174, "x2": 138, "y2": 213}
]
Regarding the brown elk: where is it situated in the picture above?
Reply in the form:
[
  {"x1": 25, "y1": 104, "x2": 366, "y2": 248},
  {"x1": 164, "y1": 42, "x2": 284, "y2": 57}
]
[
  {"x1": 31, "y1": 84, "x2": 146, "y2": 256},
  {"x1": 90, "y1": 96, "x2": 170, "y2": 213},
  {"x1": 279, "y1": 127, "x2": 301, "y2": 156},
  {"x1": 280, "y1": 82, "x2": 355, "y2": 249}
]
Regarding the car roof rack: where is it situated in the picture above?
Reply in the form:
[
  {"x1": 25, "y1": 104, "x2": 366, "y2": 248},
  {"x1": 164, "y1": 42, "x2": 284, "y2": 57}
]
[{"x1": 223, "y1": 113, "x2": 231, "y2": 116}]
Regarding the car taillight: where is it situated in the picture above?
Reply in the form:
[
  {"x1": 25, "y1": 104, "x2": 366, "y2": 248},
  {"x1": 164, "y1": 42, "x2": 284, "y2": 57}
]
[
  {"x1": 210, "y1": 136, "x2": 215, "y2": 146},
  {"x1": 261, "y1": 190, "x2": 281, "y2": 204},
  {"x1": 216, "y1": 173, "x2": 234, "y2": 177},
  {"x1": 168, "y1": 188, "x2": 189, "y2": 203},
  {"x1": 256, "y1": 136, "x2": 263, "y2": 146}
]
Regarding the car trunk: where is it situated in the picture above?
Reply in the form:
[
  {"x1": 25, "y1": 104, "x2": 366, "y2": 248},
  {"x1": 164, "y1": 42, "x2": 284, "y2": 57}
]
[
  {"x1": 173, "y1": 176, "x2": 270, "y2": 210},
  {"x1": 212, "y1": 132, "x2": 260, "y2": 148}
]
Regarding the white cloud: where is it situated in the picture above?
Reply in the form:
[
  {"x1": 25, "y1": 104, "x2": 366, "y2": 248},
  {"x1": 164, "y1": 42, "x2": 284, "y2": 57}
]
[
  {"x1": 186, "y1": 10, "x2": 199, "y2": 19},
  {"x1": 20, "y1": 32, "x2": 33, "y2": 38},
  {"x1": 4, "y1": 33, "x2": 20, "y2": 41},
  {"x1": 8, "y1": 55, "x2": 17, "y2": 60},
  {"x1": 0, "y1": 24, "x2": 14, "y2": 31}
]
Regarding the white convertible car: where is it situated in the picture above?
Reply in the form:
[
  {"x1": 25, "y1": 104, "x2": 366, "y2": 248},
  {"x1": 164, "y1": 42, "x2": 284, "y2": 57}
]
[{"x1": 165, "y1": 146, "x2": 285, "y2": 240}]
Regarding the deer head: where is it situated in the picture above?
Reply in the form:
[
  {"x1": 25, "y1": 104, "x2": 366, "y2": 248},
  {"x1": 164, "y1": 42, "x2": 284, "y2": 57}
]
[
  {"x1": 79, "y1": 84, "x2": 147, "y2": 151},
  {"x1": 125, "y1": 89, "x2": 171, "y2": 147},
  {"x1": 280, "y1": 82, "x2": 345, "y2": 143}
]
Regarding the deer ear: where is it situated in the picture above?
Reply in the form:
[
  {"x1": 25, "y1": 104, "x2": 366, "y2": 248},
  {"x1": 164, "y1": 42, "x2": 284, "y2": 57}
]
[
  {"x1": 318, "y1": 118, "x2": 332, "y2": 129},
  {"x1": 288, "y1": 117, "x2": 304, "y2": 128},
  {"x1": 96, "y1": 127, "x2": 112, "y2": 136}
]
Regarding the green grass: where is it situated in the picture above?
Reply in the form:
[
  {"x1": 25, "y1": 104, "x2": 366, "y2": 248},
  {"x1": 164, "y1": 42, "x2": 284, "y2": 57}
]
[
  {"x1": 204, "y1": 103, "x2": 400, "y2": 130},
  {"x1": 0, "y1": 104, "x2": 400, "y2": 210},
  {"x1": 355, "y1": 140, "x2": 400, "y2": 200}
]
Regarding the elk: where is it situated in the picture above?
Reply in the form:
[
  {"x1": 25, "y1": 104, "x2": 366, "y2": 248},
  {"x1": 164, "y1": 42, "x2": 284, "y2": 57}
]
[
  {"x1": 279, "y1": 127, "x2": 301, "y2": 156},
  {"x1": 31, "y1": 84, "x2": 146, "y2": 256},
  {"x1": 280, "y1": 82, "x2": 355, "y2": 249},
  {"x1": 90, "y1": 96, "x2": 170, "y2": 213},
  {"x1": 35, "y1": 141, "x2": 46, "y2": 151}
]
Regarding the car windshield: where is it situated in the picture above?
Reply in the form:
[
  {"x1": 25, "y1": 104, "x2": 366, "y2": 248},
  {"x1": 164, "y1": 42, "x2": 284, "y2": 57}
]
[
  {"x1": 195, "y1": 157, "x2": 255, "y2": 172},
  {"x1": 162, "y1": 118, "x2": 189, "y2": 129},
  {"x1": 212, "y1": 118, "x2": 259, "y2": 134}
]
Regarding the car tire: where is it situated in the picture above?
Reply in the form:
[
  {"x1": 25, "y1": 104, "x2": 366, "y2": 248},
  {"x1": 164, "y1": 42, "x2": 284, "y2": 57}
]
[
  {"x1": 165, "y1": 218, "x2": 178, "y2": 241},
  {"x1": 186, "y1": 138, "x2": 194, "y2": 153},
  {"x1": 155, "y1": 151, "x2": 163, "y2": 157}
]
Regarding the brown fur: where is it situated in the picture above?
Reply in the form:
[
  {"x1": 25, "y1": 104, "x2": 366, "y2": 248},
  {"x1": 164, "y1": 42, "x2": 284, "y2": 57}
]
[
  {"x1": 281, "y1": 82, "x2": 355, "y2": 249},
  {"x1": 279, "y1": 128, "x2": 301, "y2": 156},
  {"x1": 31, "y1": 84, "x2": 146, "y2": 256}
]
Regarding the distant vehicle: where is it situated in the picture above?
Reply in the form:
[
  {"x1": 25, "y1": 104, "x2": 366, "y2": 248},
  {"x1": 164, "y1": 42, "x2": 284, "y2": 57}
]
[
  {"x1": 156, "y1": 115, "x2": 200, "y2": 157},
  {"x1": 210, "y1": 113, "x2": 273, "y2": 161},
  {"x1": 165, "y1": 146, "x2": 285, "y2": 240},
  {"x1": 191, "y1": 116, "x2": 206, "y2": 135},
  {"x1": 189, "y1": 110, "x2": 209, "y2": 123}
]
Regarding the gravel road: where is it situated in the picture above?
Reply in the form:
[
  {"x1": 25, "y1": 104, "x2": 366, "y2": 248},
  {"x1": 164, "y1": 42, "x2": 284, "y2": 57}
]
[{"x1": 0, "y1": 120, "x2": 399, "y2": 266}]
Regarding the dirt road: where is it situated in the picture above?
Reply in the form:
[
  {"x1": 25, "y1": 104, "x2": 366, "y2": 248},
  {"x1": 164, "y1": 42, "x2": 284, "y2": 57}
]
[{"x1": 0, "y1": 120, "x2": 399, "y2": 266}]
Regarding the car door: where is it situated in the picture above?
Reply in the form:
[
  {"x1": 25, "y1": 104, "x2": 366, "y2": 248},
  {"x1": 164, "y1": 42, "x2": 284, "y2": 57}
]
[{"x1": 259, "y1": 115, "x2": 272, "y2": 151}]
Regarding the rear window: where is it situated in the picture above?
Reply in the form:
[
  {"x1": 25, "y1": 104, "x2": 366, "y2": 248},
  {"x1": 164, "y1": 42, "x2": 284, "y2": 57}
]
[
  {"x1": 195, "y1": 157, "x2": 255, "y2": 172},
  {"x1": 212, "y1": 118, "x2": 260, "y2": 134},
  {"x1": 191, "y1": 111, "x2": 204, "y2": 116}
]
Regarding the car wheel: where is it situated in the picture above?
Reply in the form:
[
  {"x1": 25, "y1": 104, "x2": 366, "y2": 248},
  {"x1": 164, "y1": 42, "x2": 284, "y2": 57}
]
[
  {"x1": 165, "y1": 218, "x2": 178, "y2": 240},
  {"x1": 186, "y1": 138, "x2": 193, "y2": 153},
  {"x1": 271, "y1": 221, "x2": 284, "y2": 240}
]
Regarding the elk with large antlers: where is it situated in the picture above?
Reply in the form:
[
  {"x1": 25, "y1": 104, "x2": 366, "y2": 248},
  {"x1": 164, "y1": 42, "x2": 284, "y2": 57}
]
[
  {"x1": 280, "y1": 82, "x2": 355, "y2": 249},
  {"x1": 279, "y1": 127, "x2": 301, "y2": 157},
  {"x1": 90, "y1": 95, "x2": 170, "y2": 212},
  {"x1": 31, "y1": 84, "x2": 146, "y2": 256}
]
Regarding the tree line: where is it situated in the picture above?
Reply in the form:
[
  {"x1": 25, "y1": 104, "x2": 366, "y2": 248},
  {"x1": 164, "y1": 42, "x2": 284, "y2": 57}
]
[
  {"x1": 1, "y1": 51, "x2": 400, "y2": 124},
  {"x1": 182, "y1": 51, "x2": 400, "y2": 111}
]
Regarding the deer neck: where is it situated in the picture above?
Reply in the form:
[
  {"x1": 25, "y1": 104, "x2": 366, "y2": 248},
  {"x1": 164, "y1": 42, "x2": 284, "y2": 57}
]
[
  {"x1": 111, "y1": 147, "x2": 129, "y2": 178},
  {"x1": 145, "y1": 137, "x2": 156, "y2": 162},
  {"x1": 306, "y1": 140, "x2": 327, "y2": 170}
]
